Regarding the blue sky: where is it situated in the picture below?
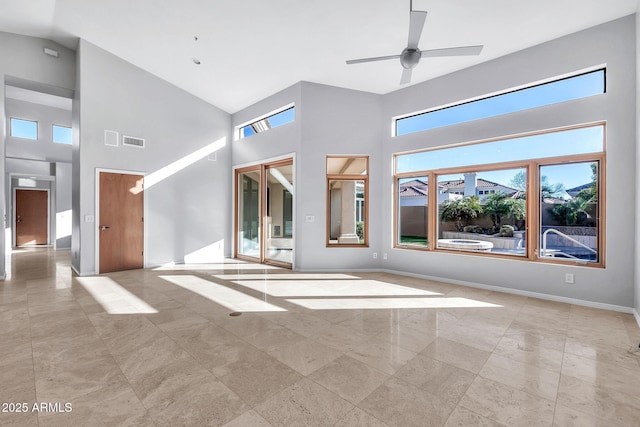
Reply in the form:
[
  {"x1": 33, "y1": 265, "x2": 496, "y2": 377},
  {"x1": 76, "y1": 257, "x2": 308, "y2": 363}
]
[
  {"x1": 397, "y1": 125, "x2": 602, "y2": 190},
  {"x1": 53, "y1": 125, "x2": 72, "y2": 144},
  {"x1": 242, "y1": 107, "x2": 295, "y2": 138},
  {"x1": 396, "y1": 69, "x2": 604, "y2": 136},
  {"x1": 11, "y1": 118, "x2": 38, "y2": 139}
]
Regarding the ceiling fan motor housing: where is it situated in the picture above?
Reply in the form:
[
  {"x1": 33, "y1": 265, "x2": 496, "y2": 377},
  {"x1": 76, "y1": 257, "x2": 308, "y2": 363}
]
[{"x1": 400, "y1": 48, "x2": 421, "y2": 69}]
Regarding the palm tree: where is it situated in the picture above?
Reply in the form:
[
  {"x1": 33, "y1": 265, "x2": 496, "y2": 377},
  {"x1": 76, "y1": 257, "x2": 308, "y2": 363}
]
[
  {"x1": 440, "y1": 196, "x2": 483, "y2": 231},
  {"x1": 509, "y1": 170, "x2": 565, "y2": 199},
  {"x1": 552, "y1": 194, "x2": 592, "y2": 225},
  {"x1": 484, "y1": 192, "x2": 526, "y2": 232}
]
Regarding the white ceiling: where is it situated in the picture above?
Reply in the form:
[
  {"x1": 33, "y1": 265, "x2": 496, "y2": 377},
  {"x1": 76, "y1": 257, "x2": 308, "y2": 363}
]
[{"x1": 0, "y1": 0, "x2": 638, "y2": 113}]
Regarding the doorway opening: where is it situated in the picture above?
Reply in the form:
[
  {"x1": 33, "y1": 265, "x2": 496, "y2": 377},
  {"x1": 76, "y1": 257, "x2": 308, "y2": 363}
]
[{"x1": 235, "y1": 158, "x2": 294, "y2": 268}]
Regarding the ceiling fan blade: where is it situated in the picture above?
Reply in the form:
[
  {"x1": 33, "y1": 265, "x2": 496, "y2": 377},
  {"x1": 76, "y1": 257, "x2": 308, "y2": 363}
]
[
  {"x1": 421, "y1": 45, "x2": 484, "y2": 58},
  {"x1": 407, "y1": 10, "x2": 428, "y2": 49},
  {"x1": 400, "y1": 68, "x2": 412, "y2": 85},
  {"x1": 346, "y1": 54, "x2": 401, "y2": 65}
]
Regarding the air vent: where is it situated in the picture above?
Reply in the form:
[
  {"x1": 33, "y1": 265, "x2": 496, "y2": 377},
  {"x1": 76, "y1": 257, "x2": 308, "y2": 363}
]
[
  {"x1": 122, "y1": 135, "x2": 145, "y2": 148},
  {"x1": 104, "y1": 130, "x2": 119, "y2": 147}
]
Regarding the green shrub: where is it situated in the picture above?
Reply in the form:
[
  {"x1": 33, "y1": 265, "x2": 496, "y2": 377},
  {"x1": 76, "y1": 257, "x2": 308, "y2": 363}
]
[
  {"x1": 499, "y1": 225, "x2": 515, "y2": 237},
  {"x1": 356, "y1": 222, "x2": 364, "y2": 240},
  {"x1": 463, "y1": 225, "x2": 483, "y2": 233}
]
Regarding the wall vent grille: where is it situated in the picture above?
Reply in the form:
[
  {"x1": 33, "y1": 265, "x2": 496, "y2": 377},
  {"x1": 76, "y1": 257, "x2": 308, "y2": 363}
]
[{"x1": 123, "y1": 135, "x2": 145, "y2": 148}]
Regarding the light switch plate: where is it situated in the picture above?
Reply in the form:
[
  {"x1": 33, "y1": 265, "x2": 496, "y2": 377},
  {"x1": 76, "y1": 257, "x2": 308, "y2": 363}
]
[{"x1": 85, "y1": 215, "x2": 94, "y2": 223}]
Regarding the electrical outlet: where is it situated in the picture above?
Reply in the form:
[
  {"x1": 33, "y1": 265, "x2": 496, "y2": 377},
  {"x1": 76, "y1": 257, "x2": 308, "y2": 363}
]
[
  {"x1": 383, "y1": 253, "x2": 388, "y2": 260},
  {"x1": 372, "y1": 252, "x2": 378, "y2": 259},
  {"x1": 565, "y1": 273, "x2": 575, "y2": 284}
]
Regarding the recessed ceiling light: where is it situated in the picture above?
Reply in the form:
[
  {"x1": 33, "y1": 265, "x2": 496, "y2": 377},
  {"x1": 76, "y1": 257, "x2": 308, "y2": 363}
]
[{"x1": 193, "y1": 58, "x2": 201, "y2": 65}]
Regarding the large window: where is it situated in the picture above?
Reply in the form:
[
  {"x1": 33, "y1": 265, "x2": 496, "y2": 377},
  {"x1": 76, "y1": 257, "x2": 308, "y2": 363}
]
[
  {"x1": 394, "y1": 123, "x2": 605, "y2": 267},
  {"x1": 397, "y1": 176, "x2": 429, "y2": 248},
  {"x1": 238, "y1": 105, "x2": 295, "y2": 139},
  {"x1": 539, "y1": 162, "x2": 600, "y2": 263},
  {"x1": 395, "y1": 68, "x2": 605, "y2": 136},
  {"x1": 437, "y1": 168, "x2": 527, "y2": 256},
  {"x1": 10, "y1": 118, "x2": 38, "y2": 140},
  {"x1": 327, "y1": 156, "x2": 368, "y2": 247}
]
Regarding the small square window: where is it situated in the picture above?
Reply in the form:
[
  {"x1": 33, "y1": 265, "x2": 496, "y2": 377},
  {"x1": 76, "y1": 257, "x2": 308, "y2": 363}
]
[
  {"x1": 53, "y1": 125, "x2": 72, "y2": 144},
  {"x1": 10, "y1": 118, "x2": 38, "y2": 140}
]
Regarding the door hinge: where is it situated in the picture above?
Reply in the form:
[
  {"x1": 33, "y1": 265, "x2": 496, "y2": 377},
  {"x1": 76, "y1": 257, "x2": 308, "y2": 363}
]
[{"x1": 142, "y1": 251, "x2": 144, "y2": 256}]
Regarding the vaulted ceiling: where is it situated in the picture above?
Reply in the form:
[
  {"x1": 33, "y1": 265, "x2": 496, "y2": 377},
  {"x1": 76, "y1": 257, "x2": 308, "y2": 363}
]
[{"x1": 1, "y1": 0, "x2": 638, "y2": 113}]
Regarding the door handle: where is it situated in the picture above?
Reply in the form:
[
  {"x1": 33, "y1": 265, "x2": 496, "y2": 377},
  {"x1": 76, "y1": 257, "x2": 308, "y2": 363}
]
[{"x1": 99, "y1": 225, "x2": 110, "y2": 231}]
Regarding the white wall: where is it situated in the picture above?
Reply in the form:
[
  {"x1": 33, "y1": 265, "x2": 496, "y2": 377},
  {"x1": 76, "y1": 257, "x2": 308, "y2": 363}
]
[
  {"x1": 55, "y1": 162, "x2": 72, "y2": 249},
  {"x1": 231, "y1": 82, "x2": 383, "y2": 270},
  {"x1": 635, "y1": 11, "x2": 640, "y2": 321},
  {"x1": 232, "y1": 83, "x2": 301, "y2": 167},
  {"x1": 0, "y1": 31, "x2": 75, "y2": 276},
  {"x1": 5, "y1": 98, "x2": 72, "y2": 163},
  {"x1": 74, "y1": 40, "x2": 231, "y2": 275},
  {"x1": 296, "y1": 82, "x2": 383, "y2": 270},
  {"x1": 381, "y1": 16, "x2": 636, "y2": 309},
  {"x1": 231, "y1": 84, "x2": 302, "y2": 262},
  {"x1": 3, "y1": 98, "x2": 72, "y2": 250}
]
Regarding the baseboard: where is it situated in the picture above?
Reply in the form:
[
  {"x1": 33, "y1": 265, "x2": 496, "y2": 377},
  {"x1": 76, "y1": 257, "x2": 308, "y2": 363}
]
[
  {"x1": 71, "y1": 265, "x2": 96, "y2": 277},
  {"x1": 70, "y1": 265, "x2": 81, "y2": 277},
  {"x1": 378, "y1": 268, "x2": 634, "y2": 314},
  {"x1": 294, "y1": 267, "x2": 383, "y2": 274},
  {"x1": 634, "y1": 309, "x2": 640, "y2": 328},
  {"x1": 298, "y1": 267, "x2": 633, "y2": 314}
]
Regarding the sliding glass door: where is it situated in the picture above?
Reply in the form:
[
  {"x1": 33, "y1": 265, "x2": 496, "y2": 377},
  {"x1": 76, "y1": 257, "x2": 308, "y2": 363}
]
[
  {"x1": 235, "y1": 159, "x2": 294, "y2": 267},
  {"x1": 265, "y1": 162, "x2": 294, "y2": 265},
  {"x1": 237, "y1": 168, "x2": 261, "y2": 259}
]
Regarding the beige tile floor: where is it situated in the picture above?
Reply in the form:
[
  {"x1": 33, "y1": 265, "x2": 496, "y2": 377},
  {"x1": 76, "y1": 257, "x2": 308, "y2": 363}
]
[{"x1": 1, "y1": 248, "x2": 640, "y2": 426}]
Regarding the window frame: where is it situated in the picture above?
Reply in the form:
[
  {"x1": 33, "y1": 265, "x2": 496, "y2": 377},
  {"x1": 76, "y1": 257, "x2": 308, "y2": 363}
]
[
  {"x1": 236, "y1": 103, "x2": 295, "y2": 140},
  {"x1": 10, "y1": 117, "x2": 38, "y2": 140},
  {"x1": 52, "y1": 124, "x2": 72, "y2": 144},
  {"x1": 326, "y1": 155, "x2": 369, "y2": 248},
  {"x1": 395, "y1": 175, "x2": 430, "y2": 250},
  {"x1": 393, "y1": 123, "x2": 606, "y2": 268}
]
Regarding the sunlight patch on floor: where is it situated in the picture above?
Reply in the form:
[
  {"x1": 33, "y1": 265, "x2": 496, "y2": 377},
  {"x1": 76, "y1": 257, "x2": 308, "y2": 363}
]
[
  {"x1": 286, "y1": 297, "x2": 502, "y2": 310},
  {"x1": 153, "y1": 262, "x2": 280, "y2": 271},
  {"x1": 160, "y1": 275, "x2": 286, "y2": 312},
  {"x1": 77, "y1": 276, "x2": 158, "y2": 314},
  {"x1": 213, "y1": 273, "x2": 358, "y2": 280},
  {"x1": 231, "y1": 279, "x2": 441, "y2": 297}
]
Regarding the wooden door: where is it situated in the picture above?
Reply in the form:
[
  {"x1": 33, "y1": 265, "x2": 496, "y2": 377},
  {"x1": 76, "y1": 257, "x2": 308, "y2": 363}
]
[
  {"x1": 16, "y1": 189, "x2": 48, "y2": 245},
  {"x1": 99, "y1": 172, "x2": 144, "y2": 273}
]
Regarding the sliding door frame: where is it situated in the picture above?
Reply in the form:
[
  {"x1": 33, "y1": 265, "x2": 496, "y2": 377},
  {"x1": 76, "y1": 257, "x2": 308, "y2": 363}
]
[{"x1": 233, "y1": 155, "x2": 295, "y2": 268}]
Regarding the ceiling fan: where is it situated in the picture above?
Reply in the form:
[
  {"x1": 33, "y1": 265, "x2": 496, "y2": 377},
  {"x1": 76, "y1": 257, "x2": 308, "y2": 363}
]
[{"x1": 346, "y1": 1, "x2": 484, "y2": 85}]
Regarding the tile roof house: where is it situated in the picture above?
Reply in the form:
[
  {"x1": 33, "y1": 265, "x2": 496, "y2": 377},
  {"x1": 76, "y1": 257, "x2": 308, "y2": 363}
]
[{"x1": 399, "y1": 173, "x2": 519, "y2": 206}]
